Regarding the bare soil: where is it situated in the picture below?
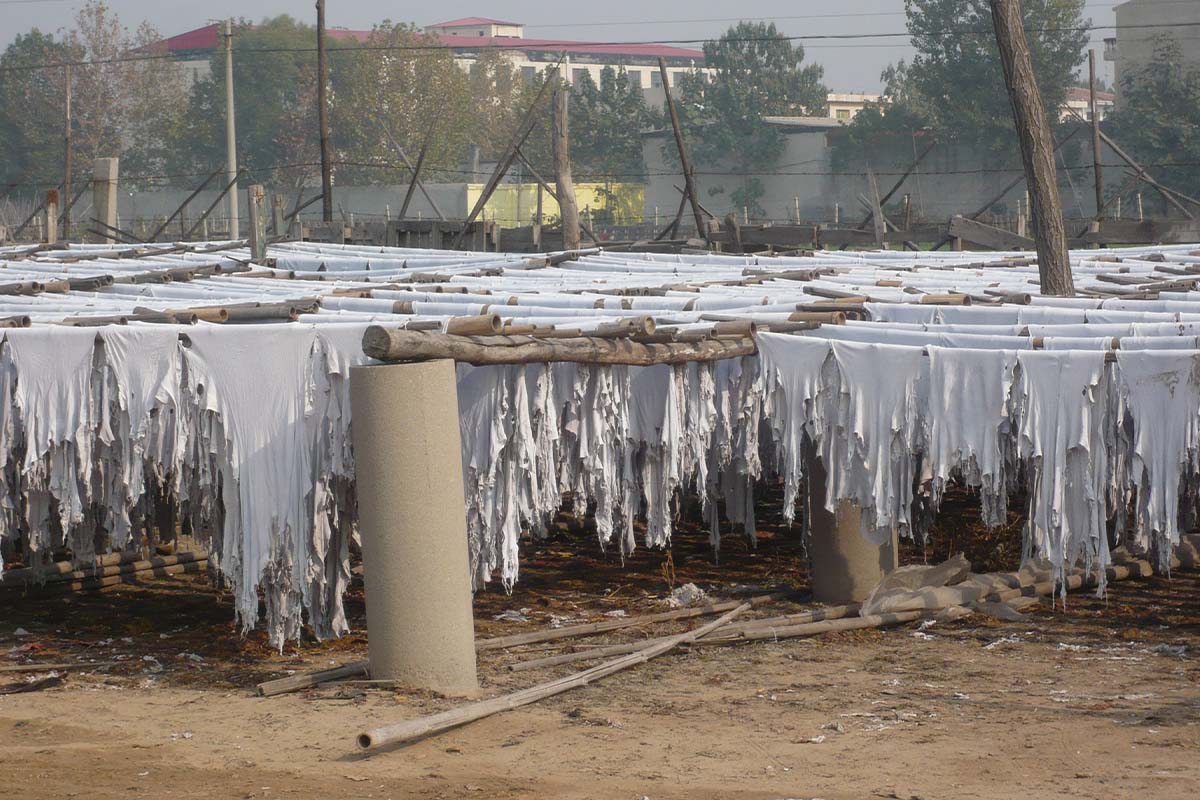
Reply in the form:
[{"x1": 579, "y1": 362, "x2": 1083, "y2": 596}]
[{"x1": 2, "y1": 490, "x2": 1197, "y2": 799}]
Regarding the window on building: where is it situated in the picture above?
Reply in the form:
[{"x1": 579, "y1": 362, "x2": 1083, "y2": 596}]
[
  {"x1": 521, "y1": 66, "x2": 536, "y2": 86},
  {"x1": 572, "y1": 68, "x2": 588, "y2": 86},
  {"x1": 651, "y1": 70, "x2": 662, "y2": 88},
  {"x1": 670, "y1": 71, "x2": 680, "y2": 86},
  {"x1": 835, "y1": 108, "x2": 851, "y2": 120},
  {"x1": 626, "y1": 69, "x2": 642, "y2": 92}
]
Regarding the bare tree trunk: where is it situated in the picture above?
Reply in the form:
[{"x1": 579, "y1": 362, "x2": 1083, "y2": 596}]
[
  {"x1": 989, "y1": 0, "x2": 1074, "y2": 296},
  {"x1": 553, "y1": 85, "x2": 580, "y2": 251}
]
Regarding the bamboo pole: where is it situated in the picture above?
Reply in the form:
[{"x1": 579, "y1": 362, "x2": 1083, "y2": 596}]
[
  {"x1": 362, "y1": 328, "x2": 757, "y2": 366},
  {"x1": 356, "y1": 602, "x2": 750, "y2": 751},
  {"x1": 258, "y1": 661, "x2": 369, "y2": 697},
  {"x1": 509, "y1": 601, "x2": 854, "y2": 671},
  {"x1": 478, "y1": 593, "x2": 783, "y2": 652}
]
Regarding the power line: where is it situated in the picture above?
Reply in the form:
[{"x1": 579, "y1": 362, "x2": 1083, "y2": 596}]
[{"x1": 2, "y1": 21, "x2": 1199, "y2": 74}]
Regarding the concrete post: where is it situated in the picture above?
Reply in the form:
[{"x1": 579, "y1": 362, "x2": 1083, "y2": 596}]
[
  {"x1": 246, "y1": 184, "x2": 266, "y2": 260},
  {"x1": 44, "y1": 189, "x2": 58, "y2": 244},
  {"x1": 91, "y1": 158, "x2": 119, "y2": 244},
  {"x1": 349, "y1": 359, "x2": 477, "y2": 694},
  {"x1": 805, "y1": 454, "x2": 897, "y2": 604}
]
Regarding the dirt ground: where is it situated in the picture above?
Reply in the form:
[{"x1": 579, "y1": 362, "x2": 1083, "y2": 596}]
[{"x1": 2, "y1": 492, "x2": 1198, "y2": 800}]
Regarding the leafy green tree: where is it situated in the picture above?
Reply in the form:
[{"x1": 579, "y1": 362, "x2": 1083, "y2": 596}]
[
  {"x1": 842, "y1": 0, "x2": 1089, "y2": 160},
  {"x1": 331, "y1": 22, "x2": 476, "y2": 186},
  {"x1": 1106, "y1": 38, "x2": 1200, "y2": 213},
  {"x1": 570, "y1": 66, "x2": 653, "y2": 181},
  {"x1": 0, "y1": 30, "x2": 71, "y2": 190},
  {"x1": 0, "y1": 1, "x2": 184, "y2": 192},
  {"x1": 673, "y1": 22, "x2": 827, "y2": 216},
  {"x1": 168, "y1": 16, "x2": 320, "y2": 189}
]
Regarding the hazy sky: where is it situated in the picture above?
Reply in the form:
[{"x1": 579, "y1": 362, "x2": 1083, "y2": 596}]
[{"x1": 2, "y1": 0, "x2": 1117, "y2": 90}]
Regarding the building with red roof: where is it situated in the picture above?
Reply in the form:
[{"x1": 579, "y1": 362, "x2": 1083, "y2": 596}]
[{"x1": 156, "y1": 16, "x2": 708, "y2": 106}]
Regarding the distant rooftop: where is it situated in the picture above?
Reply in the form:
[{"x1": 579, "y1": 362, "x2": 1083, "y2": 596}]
[
  {"x1": 156, "y1": 21, "x2": 704, "y2": 62},
  {"x1": 429, "y1": 17, "x2": 521, "y2": 28}
]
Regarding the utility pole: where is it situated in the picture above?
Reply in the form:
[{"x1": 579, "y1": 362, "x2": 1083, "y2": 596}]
[
  {"x1": 316, "y1": 0, "x2": 333, "y2": 222},
  {"x1": 62, "y1": 63, "x2": 71, "y2": 239},
  {"x1": 1088, "y1": 49, "x2": 1104, "y2": 221},
  {"x1": 224, "y1": 19, "x2": 240, "y2": 239},
  {"x1": 552, "y1": 83, "x2": 580, "y2": 251},
  {"x1": 989, "y1": 0, "x2": 1073, "y2": 296}
]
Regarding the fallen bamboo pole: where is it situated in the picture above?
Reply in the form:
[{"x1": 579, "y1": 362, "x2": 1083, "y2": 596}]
[
  {"x1": 478, "y1": 592, "x2": 783, "y2": 652},
  {"x1": 356, "y1": 602, "x2": 751, "y2": 751},
  {"x1": 0, "y1": 661, "x2": 120, "y2": 674},
  {"x1": 509, "y1": 601, "x2": 855, "y2": 671},
  {"x1": 258, "y1": 593, "x2": 784, "y2": 697},
  {"x1": 362, "y1": 328, "x2": 757, "y2": 366},
  {"x1": 7, "y1": 559, "x2": 208, "y2": 596},
  {"x1": 258, "y1": 662, "x2": 371, "y2": 697},
  {"x1": 0, "y1": 552, "x2": 207, "y2": 589}
]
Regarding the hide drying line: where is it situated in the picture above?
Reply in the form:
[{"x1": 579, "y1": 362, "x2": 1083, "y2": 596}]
[{"x1": 3, "y1": 238, "x2": 1200, "y2": 647}]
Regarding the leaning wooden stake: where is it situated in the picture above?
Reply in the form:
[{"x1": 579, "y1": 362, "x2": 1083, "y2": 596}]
[
  {"x1": 989, "y1": 0, "x2": 1074, "y2": 295},
  {"x1": 356, "y1": 602, "x2": 750, "y2": 751},
  {"x1": 659, "y1": 57, "x2": 708, "y2": 245}
]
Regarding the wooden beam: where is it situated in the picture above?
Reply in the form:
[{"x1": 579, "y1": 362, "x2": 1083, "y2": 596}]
[
  {"x1": 659, "y1": 57, "x2": 708, "y2": 244},
  {"x1": 362, "y1": 328, "x2": 757, "y2": 365},
  {"x1": 948, "y1": 215, "x2": 1035, "y2": 250},
  {"x1": 989, "y1": 0, "x2": 1074, "y2": 295},
  {"x1": 513, "y1": 148, "x2": 597, "y2": 242},
  {"x1": 398, "y1": 111, "x2": 439, "y2": 220},
  {"x1": 452, "y1": 61, "x2": 561, "y2": 249}
]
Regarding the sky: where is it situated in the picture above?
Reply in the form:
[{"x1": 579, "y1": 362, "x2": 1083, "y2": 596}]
[{"x1": 1, "y1": 0, "x2": 1118, "y2": 90}]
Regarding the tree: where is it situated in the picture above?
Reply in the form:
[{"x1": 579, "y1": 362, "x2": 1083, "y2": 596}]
[
  {"x1": 569, "y1": 67, "x2": 653, "y2": 182},
  {"x1": 845, "y1": 0, "x2": 1088, "y2": 155},
  {"x1": 1106, "y1": 38, "x2": 1200, "y2": 213},
  {"x1": 66, "y1": 2, "x2": 188, "y2": 182},
  {"x1": 0, "y1": 30, "x2": 70, "y2": 190},
  {"x1": 331, "y1": 22, "x2": 475, "y2": 186},
  {"x1": 169, "y1": 16, "x2": 320, "y2": 189},
  {"x1": 673, "y1": 22, "x2": 827, "y2": 216},
  {"x1": 0, "y1": 2, "x2": 185, "y2": 192}
]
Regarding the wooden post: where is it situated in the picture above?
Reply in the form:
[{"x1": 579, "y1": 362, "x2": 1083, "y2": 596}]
[
  {"x1": 1089, "y1": 49, "x2": 1104, "y2": 221},
  {"x1": 552, "y1": 84, "x2": 581, "y2": 251},
  {"x1": 44, "y1": 189, "x2": 58, "y2": 244},
  {"x1": 247, "y1": 184, "x2": 267, "y2": 260},
  {"x1": 989, "y1": 0, "x2": 1074, "y2": 296},
  {"x1": 658, "y1": 57, "x2": 708, "y2": 244},
  {"x1": 91, "y1": 158, "x2": 119, "y2": 244},
  {"x1": 380, "y1": 116, "x2": 447, "y2": 221},
  {"x1": 398, "y1": 112, "x2": 438, "y2": 220},
  {"x1": 316, "y1": 0, "x2": 333, "y2": 223},
  {"x1": 62, "y1": 63, "x2": 71, "y2": 239}
]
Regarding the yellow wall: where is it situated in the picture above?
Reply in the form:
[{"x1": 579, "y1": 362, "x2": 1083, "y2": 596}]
[{"x1": 466, "y1": 182, "x2": 644, "y2": 228}]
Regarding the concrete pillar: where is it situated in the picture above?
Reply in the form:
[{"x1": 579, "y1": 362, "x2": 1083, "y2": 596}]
[
  {"x1": 44, "y1": 189, "x2": 58, "y2": 244},
  {"x1": 91, "y1": 157, "x2": 119, "y2": 244},
  {"x1": 246, "y1": 184, "x2": 266, "y2": 260},
  {"x1": 805, "y1": 454, "x2": 897, "y2": 604},
  {"x1": 349, "y1": 359, "x2": 477, "y2": 694}
]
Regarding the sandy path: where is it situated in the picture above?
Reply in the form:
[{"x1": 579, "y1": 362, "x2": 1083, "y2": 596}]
[{"x1": 3, "y1": 597, "x2": 1197, "y2": 800}]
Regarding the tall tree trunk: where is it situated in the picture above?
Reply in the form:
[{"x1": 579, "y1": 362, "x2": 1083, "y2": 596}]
[{"x1": 989, "y1": 0, "x2": 1074, "y2": 296}]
